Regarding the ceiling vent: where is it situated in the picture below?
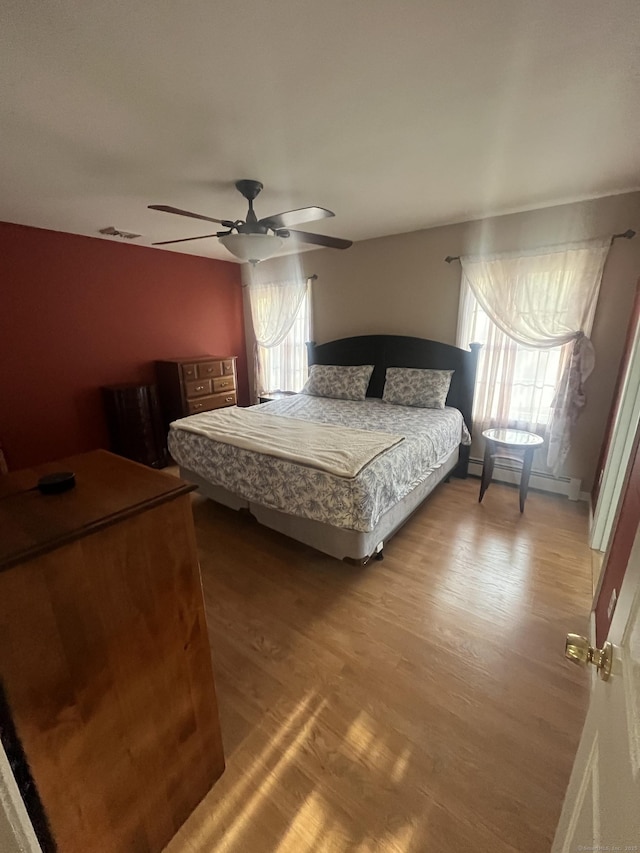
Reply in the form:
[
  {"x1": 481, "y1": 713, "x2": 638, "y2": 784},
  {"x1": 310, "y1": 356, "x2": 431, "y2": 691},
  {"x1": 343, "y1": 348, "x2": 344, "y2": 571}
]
[{"x1": 98, "y1": 226, "x2": 141, "y2": 240}]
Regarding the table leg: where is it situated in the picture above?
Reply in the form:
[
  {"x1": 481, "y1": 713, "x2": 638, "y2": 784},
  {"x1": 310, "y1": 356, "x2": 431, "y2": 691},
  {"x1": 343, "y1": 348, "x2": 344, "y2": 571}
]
[
  {"x1": 520, "y1": 447, "x2": 534, "y2": 513},
  {"x1": 479, "y1": 440, "x2": 495, "y2": 503}
]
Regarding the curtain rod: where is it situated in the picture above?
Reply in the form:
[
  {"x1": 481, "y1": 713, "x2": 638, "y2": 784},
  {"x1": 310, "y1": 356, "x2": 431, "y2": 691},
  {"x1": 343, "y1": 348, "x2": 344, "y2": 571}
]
[
  {"x1": 242, "y1": 272, "x2": 317, "y2": 287},
  {"x1": 443, "y1": 229, "x2": 636, "y2": 264}
]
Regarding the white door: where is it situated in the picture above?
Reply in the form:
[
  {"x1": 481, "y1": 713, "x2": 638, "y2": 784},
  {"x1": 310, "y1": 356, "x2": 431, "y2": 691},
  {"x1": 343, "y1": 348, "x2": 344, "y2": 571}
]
[{"x1": 552, "y1": 523, "x2": 640, "y2": 850}]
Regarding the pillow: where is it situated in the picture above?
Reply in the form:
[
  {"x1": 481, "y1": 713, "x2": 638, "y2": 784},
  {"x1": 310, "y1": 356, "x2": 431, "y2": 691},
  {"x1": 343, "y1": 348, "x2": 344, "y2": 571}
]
[
  {"x1": 301, "y1": 364, "x2": 374, "y2": 401},
  {"x1": 382, "y1": 367, "x2": 453, "y2": 409}
]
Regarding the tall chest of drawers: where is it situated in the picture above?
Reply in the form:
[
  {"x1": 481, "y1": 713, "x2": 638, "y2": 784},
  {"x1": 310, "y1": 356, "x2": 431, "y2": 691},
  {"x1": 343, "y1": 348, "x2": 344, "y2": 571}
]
[{"x1": 156, "y1": 355, "x2": 238, "y2": 426}]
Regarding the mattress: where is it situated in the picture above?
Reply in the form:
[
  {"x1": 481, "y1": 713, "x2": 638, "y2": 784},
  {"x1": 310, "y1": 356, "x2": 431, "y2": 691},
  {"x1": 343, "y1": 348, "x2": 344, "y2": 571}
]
[{"x1": 168, "y1": 395, "x2": 470, "y2": 533}]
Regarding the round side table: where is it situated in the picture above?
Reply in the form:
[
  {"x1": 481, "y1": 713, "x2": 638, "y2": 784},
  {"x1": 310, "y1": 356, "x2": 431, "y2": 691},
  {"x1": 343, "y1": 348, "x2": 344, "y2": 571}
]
[{"x1": 479, "y1": 428, "x2": 544, "y2": 513}]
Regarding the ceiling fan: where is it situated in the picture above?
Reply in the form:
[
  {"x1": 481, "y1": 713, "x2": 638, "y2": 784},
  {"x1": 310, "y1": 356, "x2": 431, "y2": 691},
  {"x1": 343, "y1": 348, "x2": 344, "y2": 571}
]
[{"x1": 149, "y1": 179, "x2": 352, "y2": 264}]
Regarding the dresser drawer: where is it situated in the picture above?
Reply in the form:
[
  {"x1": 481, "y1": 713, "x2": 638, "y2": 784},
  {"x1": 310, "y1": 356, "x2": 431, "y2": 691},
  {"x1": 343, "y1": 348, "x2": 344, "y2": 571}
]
[
  {"x1": 210, "y1": 390, "x2": 237, "y2": 409},
  {"x1": 212, "y1": 376, "x2": 235, "y2": 393},
  {"x1": 221, "y1": 359, "x2": 235, "y2": 376},
  {"x1": 181, "y1": 363, "x2": 199, "y2": 381},
  {"x1": 185, "y1": 378, "x2": 212, "y2": 398},
  {"x1": 198, "y1": 361, "x2": 223, "y2": 378},
  {"x1": 187, "y1": 391, "x2": 236, "y2": 415}
]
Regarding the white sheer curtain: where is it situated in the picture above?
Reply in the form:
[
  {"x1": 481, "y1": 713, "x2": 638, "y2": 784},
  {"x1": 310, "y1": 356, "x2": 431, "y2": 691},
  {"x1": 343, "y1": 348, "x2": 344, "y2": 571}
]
[
  {"x1": 257, "y1": 286, "x2": 310, "y2": 394},
  {"x1": 457, "y1": 289, "x2": 569, "y2": 432},
  {"x1": 457, "y1": 238, "x2": 611, "y2": 475},
  {"x1": 247, "y1": 276, "x2": 312, "y2": 398}
]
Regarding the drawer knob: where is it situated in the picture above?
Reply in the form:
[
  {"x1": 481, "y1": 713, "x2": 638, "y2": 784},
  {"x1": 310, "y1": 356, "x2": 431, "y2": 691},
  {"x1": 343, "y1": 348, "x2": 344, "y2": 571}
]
[
  {"x1": 195, "y1": 385, "x2": 204, "y2": 391},
  {"x1": 194, "y1": 403, "x2": 202, "y2": 409},
  {"x1": 225, "y1": 396, "x2": 233, "y2": 402},
  {"x1": 206, "y1": 368, "x2": 213, "y2": 373}
]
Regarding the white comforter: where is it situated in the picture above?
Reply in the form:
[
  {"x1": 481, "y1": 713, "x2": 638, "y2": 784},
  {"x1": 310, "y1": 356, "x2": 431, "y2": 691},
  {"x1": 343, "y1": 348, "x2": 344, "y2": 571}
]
[{"x1": 170, "y1": 407, "x2": 403, "y2": 478}]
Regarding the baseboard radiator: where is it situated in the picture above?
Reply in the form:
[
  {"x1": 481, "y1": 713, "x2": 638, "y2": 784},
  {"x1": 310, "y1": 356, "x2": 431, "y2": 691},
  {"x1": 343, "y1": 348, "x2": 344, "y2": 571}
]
[{"x1": 467, "y1": 457, "x2": 588, "y2": 502}]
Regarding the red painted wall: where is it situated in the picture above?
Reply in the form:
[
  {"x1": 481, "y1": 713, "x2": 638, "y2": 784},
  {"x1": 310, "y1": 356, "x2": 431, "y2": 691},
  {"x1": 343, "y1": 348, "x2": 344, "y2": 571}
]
[{"x1": 0, "y1": 222, "x2": 248, "y2": 469}]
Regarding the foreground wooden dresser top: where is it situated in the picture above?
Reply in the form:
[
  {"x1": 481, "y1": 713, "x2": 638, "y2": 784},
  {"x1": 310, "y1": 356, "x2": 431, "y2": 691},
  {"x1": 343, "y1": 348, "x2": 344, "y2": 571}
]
[
  {"x1": 0, "y1": 449, "x2": 193, "y2": 571},
  {"x1": 0, "y1": 450, "x2": 225, "y2": 852}
]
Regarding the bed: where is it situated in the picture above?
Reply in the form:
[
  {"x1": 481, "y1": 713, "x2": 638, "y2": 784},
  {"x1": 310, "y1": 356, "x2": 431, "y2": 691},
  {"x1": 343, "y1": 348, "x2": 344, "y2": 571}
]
[{"x1": 168, "y1": 335, "x2": 481, "y2": 562}]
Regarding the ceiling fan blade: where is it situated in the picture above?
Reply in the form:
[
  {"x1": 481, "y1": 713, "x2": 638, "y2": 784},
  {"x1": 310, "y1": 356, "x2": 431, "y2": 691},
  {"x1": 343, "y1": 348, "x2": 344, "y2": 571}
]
[
  {"x1": 288, "y1": 230, "x2": 353, "y2": 250},
  {"x1": 148, "y1": 205, "x2": 233, "y2": 227},
  {"x1": 152, "y1": 233, "x2": 220, "y2": 246},
  {"x1": 259, "y1": 207, "x2": 335, "y2": 229}
]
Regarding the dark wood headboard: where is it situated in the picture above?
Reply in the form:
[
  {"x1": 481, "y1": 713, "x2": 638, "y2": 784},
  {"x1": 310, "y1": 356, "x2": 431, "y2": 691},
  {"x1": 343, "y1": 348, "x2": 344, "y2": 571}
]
[{"x1": 306, "y1": 335, "x2": 481, "y2": 477}]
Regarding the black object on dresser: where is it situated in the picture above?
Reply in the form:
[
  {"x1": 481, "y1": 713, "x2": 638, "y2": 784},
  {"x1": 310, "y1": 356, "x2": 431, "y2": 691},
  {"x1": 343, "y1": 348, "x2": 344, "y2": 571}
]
[{"x1": 101, "y1": 382, "x2": 168, "y2": 468}]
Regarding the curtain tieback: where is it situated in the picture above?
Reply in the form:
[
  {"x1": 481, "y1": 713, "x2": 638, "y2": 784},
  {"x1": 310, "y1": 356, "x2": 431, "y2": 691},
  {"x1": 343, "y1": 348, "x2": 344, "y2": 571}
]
[
  {"x1": 573, "y1": 332, "x2": 595, "y2": 376},
  {"x1": 550, "y1": 332, "x2": 594, "y2": 409}
]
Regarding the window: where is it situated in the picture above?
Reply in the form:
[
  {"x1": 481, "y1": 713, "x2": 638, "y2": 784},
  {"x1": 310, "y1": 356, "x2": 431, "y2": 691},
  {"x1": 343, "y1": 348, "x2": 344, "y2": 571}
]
[
  {"x1": 256, "y1": 282, "x2": 311, "y2": 394},
  {"x1": 456, "y1": 238, "x2": 610, "y2": 474},
  {"x1": 459, "y1": 281, "x2": 568, "y2": 431}
]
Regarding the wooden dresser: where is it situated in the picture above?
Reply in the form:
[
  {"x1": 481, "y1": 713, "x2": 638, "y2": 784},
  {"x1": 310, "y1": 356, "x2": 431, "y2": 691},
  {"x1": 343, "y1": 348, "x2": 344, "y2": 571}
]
[
  {"x1": 156, "y1": 355, "x2": 238, "y2": 424},
  {"x1": 0, "y1": 451, "x2": 225, "y2": 853}
]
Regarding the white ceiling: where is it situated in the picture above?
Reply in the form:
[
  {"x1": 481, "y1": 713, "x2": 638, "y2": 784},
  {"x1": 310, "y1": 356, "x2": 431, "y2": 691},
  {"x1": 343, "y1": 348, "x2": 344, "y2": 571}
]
[{"x1": 1, "y1": 0, "x2": 639, "y2": 263}]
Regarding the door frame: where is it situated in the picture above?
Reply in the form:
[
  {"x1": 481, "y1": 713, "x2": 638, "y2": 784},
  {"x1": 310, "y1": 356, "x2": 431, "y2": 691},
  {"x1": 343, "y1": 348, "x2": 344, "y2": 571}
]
[
  {"x1": 0, "y1": 742, "x2": 41, "y2": 853},
  {"x1": 591, "y1": 317, "x2": 640, "y2": 559},
  {"x1": 591, "y1": 279, "x2": 640, "y2": 510}
]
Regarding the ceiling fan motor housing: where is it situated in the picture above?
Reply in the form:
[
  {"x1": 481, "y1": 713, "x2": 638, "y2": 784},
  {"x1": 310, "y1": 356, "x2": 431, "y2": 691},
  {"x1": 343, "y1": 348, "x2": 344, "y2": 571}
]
[{"x1": 237, "y1": 221, "x2": 272, "y2": 235}]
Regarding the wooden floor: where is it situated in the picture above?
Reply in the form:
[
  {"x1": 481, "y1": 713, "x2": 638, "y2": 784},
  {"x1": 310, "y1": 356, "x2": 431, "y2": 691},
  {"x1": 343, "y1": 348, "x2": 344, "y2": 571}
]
[{"x1": 164, "y1": 478, "x2": 593, "y2": 853}]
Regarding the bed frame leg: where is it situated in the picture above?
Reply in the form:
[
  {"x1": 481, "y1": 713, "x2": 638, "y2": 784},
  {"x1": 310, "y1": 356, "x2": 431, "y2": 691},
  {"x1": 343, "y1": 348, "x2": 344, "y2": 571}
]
[
  {"x1": 374, "y1": 542, "x2": 384, "y2": 561},
  {"x1": 344, "y1": 556, "x2": 370, "y2": 566}
]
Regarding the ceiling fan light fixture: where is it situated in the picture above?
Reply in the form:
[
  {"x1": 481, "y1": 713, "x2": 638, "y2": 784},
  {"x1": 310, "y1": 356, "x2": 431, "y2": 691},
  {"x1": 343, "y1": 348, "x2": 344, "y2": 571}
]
[{"x1": 218, "y1": 232, "x2": 284, "y2": 264}]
